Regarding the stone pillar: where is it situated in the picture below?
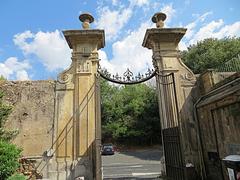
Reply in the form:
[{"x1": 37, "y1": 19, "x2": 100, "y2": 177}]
[
  {"x1": 54, "y1": 13, "x2": 104, "y2": 180},
  {"x1": 143, "y1": 12, "x2": 201, "y2": 177}
]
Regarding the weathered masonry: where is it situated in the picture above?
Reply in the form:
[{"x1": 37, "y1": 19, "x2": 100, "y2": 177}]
[
  {"x1": 1, "y1": 80, "x2": 55, "y2": 157},
  {"x1": 196, "y1": 71, "x2": 240, "y2": 180}
]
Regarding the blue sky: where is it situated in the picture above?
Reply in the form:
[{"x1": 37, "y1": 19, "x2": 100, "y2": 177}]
[{"x1": 0, "y1": 0, "x2": 239, "y2": 80}]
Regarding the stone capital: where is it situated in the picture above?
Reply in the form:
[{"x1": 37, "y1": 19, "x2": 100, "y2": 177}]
[
  {"x1": 63, "y1": 30, "x2": 105, "y2": 50},
  {"x1": 142, "y1": 27, "x2": 189, "y2": 73},
  {"x1": 142, "y1": 28, "x2": 187, "y2": 50}
]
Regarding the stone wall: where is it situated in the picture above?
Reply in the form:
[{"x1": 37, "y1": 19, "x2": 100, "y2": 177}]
[{"x1": 0, "y1": 80, "x2": 55, "y2": 157}]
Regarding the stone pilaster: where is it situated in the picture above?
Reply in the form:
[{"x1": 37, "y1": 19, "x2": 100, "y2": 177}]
[
  {"x1": 53, "y1": 14, "x2": 105, "y2": 180},
  {"x1": 143, "y1": 27, "x2": 196, "y2": 125}
]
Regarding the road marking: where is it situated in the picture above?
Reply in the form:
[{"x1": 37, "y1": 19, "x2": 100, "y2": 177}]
[
  {"x1": 132, "y1": 172, "x2": 160, "y2": 176},
  {"x1": 104, "y1": 173, "x2": 131, "y2": 177},
  {"x1": 103, "y1": 165, "x2": 143, "y2": 169},
  {"x1": 103, "y1": 162, "x2": 160, "y2": 166},
  {"x1": 128, "y1": 165, "x2": 143, "y2": 168},
  {"x1": 103, "y1": 163, "x2": 138, "y2": 166}
]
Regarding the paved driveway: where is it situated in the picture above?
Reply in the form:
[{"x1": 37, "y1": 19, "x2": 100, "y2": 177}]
[{"x1": 102, "y1": 148, "x2": 163, "y2": 180}]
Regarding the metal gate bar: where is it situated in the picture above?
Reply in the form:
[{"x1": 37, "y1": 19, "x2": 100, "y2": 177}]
[
  {"x1": 157, "y1": 73, "x2": 185, "y2": 180},
  {"x1": 163, "y1": 127, "x2": 185, "y2": 180}
]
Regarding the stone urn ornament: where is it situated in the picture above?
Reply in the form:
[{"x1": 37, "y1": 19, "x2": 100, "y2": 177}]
[
  {"x1": 79, "y1": 13, "x2": 94, "y2": 29},
  {"x1": 152, "y1": 12, "x2": 167, "y2": 28}
]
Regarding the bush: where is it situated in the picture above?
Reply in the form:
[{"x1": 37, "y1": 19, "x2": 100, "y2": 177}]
[
  {"x1": 7, "y1": 174, "x2": 27, "y2": 180},
  {"x1": 0, "y1": 140, "x2": 22, "y2": 179}
]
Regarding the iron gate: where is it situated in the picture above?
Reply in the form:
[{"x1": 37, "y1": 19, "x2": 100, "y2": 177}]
[
  {"x1": 157, "y1": 73, "x2": 185, "y2": 180},
  {"x1": 99, "y1": 68, "x2": 185, "y2": 179},
  {"x1": 163, "y1": 127, "x2": 185, "y2": 180}
]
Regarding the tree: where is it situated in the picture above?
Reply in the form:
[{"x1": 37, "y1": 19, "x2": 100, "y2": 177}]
[
  {"x1": 0, "y1": 91, "x2": 15, "y2": 141},
  {"x1": 0, "y1": 140, "x2": 22, "y2": 179},
  {"x1": 0, "y1": 90, "x2": 18, "y2": 141},
  {"x1": 100, "y1": 79, "x2": 161, "y2": 145},
  {"x1": 7, "y1": 174, "x2": 27, "y2": 180},
  {"x1": 181, "y1": 37, "x2": 240, "y2": 74},
  {"x1": 0, "y1": 90, "x2": 22, "y2": 179},
  {"x1": 0, "y1": 75, "x2": 5, "y2": 81}
]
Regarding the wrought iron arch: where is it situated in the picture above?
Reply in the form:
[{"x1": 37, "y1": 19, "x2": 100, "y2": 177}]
[{"x1": 98, "y1": 66, "x2": 156, "y2": 85}]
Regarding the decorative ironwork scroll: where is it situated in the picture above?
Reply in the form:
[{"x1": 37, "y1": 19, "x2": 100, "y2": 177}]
[{"x1": 98, "y1": 67, "x2": 156, "y2": 85}]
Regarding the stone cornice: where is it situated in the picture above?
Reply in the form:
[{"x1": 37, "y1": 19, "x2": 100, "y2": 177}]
[
  {"x1": 142, "y1": 28, "x2": 187, "y2": 49},
  {"x1": 63, "y1": 29, "x2": 105, "y2": 49}
]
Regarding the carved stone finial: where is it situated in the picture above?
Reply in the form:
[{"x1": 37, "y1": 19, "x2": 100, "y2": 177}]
[
  {"x1": 79, "y1": 13, "x2": 94, "y2": 29},
  {"x1": 152, "y1": 12, "x2": 167, "y2": 28}
]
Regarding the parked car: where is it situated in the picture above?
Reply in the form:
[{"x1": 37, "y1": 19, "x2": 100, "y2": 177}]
[{"x1": 101, "y1": 144, "x2": 115, "y2": 155}]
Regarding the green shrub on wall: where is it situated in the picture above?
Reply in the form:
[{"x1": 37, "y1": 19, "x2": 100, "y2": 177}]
[
  {"x1": 0, "y1": 140, "x2": 22, "y2": 179},
  {"x1": 7, "y1": 174, "x2": 27, "y2": 180},
  {"x1": 0, "y1": 90, "x2": 23, "y2": 179}
]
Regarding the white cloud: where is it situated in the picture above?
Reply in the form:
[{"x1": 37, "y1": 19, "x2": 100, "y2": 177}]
[
  {"x1": 112, "y1": 0, "x2": 118, "y2": 6},
  {"x1": 214, "y1": 21, "x2": 240, "y2": 38},
  {"x1": 185, "y1": 11, "x2": 213, "y2": 39},
  {"x1": 178, "y1": 41, "x2": 188, "y2": 51},
  {"x1": 12, "y1": 31, "x2": 34, "y2": 53},
  {"x1": 0, "y1": 63, "x2": 12, "y2": 79},
  {"x1": 96, "y1": 0, "x2": 151, "y2": 41},
  {"x1": 189, "y1": 19, "x2": 240, "y2": 45},
  {"x1": 189, "y1": 19, "x2": 223, "y2": 44},
  {"x1": 99, "y1": 22, "x2": 153, "y2": 75},
  {"x1": 98, "y1": 50, "x2": 115, "y2": 73},
  {"x1": 160, "y1": 3, "x2": 176, "y2": 25},
  {"x1": 14, "y1": 30, "x2": 71, "y2": 71},
  {"x1": 182, "y1": 11, "x2": 240, "y2": 49},
  {"x1": 152, "y1": 2, "x2": 161, "y2": 10},
  {"x1": 129, "y1": 0, "x2": 149, "y2": 6},
  {"x1": 96, "y1": 0, "x2": 164, "y2": 41},
  {"x1": 96, "y1": 3, "x2": 177, "y2": 73},
  {"x1": 185, "y1": 22, "x2": 197, "y2": 39},
  {"x1": 16, "y1": 70, "x2": 29, "y2": 80},
  {"x1": 199, "y1": 12, "x2": 213, "y2": 22},
  {"x1": 95, "y1": 6, "x2": 133, "y2": 41},
  {"x1": 0, "y1": 57, "x2": 30, "y2": 80}
]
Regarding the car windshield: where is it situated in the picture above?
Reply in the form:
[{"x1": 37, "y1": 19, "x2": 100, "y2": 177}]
[{"x1": 103, "y1": 145, "x2": 113, "y2": 149}]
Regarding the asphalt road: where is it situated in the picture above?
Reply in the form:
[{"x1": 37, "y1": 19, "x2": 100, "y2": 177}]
[{"x1": 102, "y1": 148, "x2": 163, "y2": 180}]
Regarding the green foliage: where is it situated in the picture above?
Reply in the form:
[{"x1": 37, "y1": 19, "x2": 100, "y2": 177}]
[
  {"x1": 181, "y1": 37, "x2": 240, "y2": 74},
  {"x1": 0, "y1": 75, "x2": 6, "y2": 81},
  {"x1": 0, "y1": 91, "x2": 16, "y2": 141},
  {"x1": 0, "y1": 91, "x2": 21, "y2": 179},
  {"x1": 101, "y1": 79, "x2": 161, "y2": 145},
  {"x1": 7, "y1": 174, "x2": 27, "y2": 180},
  {"x1": 0, "y1": 140, "x2": 22, "y2": 179}
]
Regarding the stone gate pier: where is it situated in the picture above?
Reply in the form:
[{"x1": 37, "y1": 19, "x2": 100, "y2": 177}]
[
  {"x1": 51, "y1": 14, "x2": 104, "y2": 179},
  {"x1": 143, "y1": 12, "x2": 202, "y2": 179}
]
